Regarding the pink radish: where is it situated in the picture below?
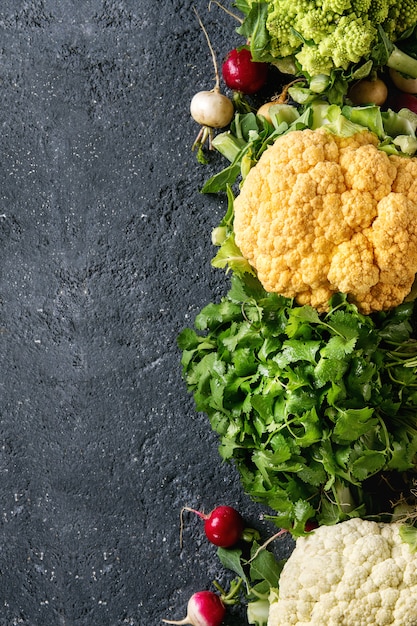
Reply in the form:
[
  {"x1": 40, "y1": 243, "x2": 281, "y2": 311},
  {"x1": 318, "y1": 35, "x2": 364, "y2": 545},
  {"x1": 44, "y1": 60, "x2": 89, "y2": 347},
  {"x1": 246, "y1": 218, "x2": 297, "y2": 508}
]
[
  {"x1": 183, "y1": 505, "x2": 244, "y2": 547},
  {"x1": 162, "y1": 590, "x2": 226, "y2": 626}
]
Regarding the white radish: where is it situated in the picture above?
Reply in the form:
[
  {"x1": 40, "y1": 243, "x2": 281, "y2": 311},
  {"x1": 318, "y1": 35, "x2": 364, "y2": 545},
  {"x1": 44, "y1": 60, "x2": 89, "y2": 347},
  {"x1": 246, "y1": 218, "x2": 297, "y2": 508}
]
[
  {"x1": 190, "y1": 90, "x2": 234, "y2": 129},
  {"x1": 390, "y1": 68, "x2": 417, "y2": 94},
  {"x1": 162, "y1": 591, "x2": 226, "y2": 626},
  {"x1": 190, "y1": 9, "x2": 234, "y2": 154}
]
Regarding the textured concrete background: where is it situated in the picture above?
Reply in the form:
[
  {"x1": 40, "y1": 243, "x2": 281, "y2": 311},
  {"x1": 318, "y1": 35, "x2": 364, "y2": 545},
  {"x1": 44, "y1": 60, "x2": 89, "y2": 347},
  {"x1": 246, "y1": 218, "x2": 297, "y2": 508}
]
[{"x1": 0, "y1": 2, "x2": 292, "y2": 624}]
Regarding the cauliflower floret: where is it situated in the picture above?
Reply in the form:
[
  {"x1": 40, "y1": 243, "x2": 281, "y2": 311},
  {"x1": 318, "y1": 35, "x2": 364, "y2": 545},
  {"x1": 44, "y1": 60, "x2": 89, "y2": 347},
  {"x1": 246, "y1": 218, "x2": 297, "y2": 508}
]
[
  {"x1": 390, "y1": 154, "x2": 417, "y2": 203},
  {"x1": 368, "y1": 193, "x2": 417, "y2": 279},
  {"x1": 341, "y1": 190, "x2": 377, "y2": 230},
  {"x1": 339, "y1": 142, "x2": 397, "y2": 201},
  {"x1": 371, "y1": 559, "x2": 403, "y2": 589},
  {"x1": 328, "y1": 232, "x2": 379, "y2": 296},
  {"x1": 233, "y1": 128, "x2": 417, "y2": 313},
  {"x1": 267, "y1": 518, "x2": 417, "y2": 626}
]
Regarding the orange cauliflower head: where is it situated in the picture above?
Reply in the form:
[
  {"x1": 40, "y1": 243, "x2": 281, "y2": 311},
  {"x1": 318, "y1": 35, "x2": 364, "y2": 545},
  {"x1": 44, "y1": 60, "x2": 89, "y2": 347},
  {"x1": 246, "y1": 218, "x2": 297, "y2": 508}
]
[{"x1": 233, "y1": 128, "x2": 417, "y2": 313}]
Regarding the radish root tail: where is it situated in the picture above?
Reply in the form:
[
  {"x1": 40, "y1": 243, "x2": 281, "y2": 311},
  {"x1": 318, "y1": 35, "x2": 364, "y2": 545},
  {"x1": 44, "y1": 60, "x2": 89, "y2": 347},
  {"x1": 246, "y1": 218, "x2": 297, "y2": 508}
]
[{"x1": 193, "y1": 6, "x2": 221, "y2": 92}]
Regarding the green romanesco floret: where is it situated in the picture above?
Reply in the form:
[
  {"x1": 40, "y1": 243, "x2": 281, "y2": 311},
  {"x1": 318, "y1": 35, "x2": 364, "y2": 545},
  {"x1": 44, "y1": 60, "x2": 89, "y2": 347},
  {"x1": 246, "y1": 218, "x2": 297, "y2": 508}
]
[
  {"x1": 296, "y1": 9, "x2": 335, "y2": 44},
  {"x1": 367, "y1": 0, "x2": 394, "y2": 25},
  {"x1": 319, "y1": 15, "x2": 377, "y2": 70},
  {"x1": 321, "y1": 0, "x2": 352, "y2": 14},
  {"x1": 295, "y1": 45, "x2": 334, "y2": 76},
  {"x1": 266, "y1": 0, "x2": 308, "y2": 58},
  {"x1": 385, "y1": 0, "x2": 417, "y2": 40},
  {"x1": 264, "y1": 0, "x2": 417, "y2": 77},
  {"x1": 351, "y1": 0, "x2": 372, "y2": 13},
  {"x1": 267, "y1": 0, "x2": 379, "y2": 74}
]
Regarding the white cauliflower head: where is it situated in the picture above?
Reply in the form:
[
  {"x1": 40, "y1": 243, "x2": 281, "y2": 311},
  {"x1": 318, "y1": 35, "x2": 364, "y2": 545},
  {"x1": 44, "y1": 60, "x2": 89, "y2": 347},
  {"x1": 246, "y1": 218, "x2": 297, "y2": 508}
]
[{"x1": 268, "y1": 518, "x2": 417, "y2": 626}]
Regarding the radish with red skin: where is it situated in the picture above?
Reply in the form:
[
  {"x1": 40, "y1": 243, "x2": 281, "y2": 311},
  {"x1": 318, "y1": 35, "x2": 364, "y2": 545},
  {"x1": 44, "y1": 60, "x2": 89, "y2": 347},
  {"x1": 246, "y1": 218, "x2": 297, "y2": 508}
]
[
  {"x1": 183, "y1": 505, "x2": 244, "y2": 547},
  {"x1": 222, "y1": 47, "x2": 268, "y2": 94},
  {"x1": 162, "y1": 590, "x2": 226, "y2": 626},
  {"x1": 304, "y1": 520, "x2": 319, "y2": 533},
  {"x1": 391, "y1": 92, "x2": 417, "y2": 114},
  {"x1": 203, "y1": 505, "x2": 244, "y2": 547}
]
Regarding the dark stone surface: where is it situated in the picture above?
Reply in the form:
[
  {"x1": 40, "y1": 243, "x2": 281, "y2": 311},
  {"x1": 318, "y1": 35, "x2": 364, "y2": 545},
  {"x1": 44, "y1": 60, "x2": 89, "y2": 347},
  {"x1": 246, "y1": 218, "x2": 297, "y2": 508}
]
[{"x1": 0, "y1": 2, "x2": 293, "y2": 624}]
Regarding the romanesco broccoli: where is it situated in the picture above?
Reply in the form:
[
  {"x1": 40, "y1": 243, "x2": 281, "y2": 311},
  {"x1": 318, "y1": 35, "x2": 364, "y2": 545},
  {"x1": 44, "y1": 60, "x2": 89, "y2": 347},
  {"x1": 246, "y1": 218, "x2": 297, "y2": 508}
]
[
  {"x1": 321, "y1": 0, "x2": 352, "y2": 14},
  {"x1": 262, "y1": 0, "x2": 417, "y2": 77},
  {"x1": 385, "y1": 0, "x2": 417, "y2": 39},
  {"x1": 317, "y1": 15, "x2": 377, "y2": 70},
  {"x1": 295, "y1": 47, "x2": 333, "y2": 77},
  {"x1": 351, "y1": 0, "x2": 372, "y2": 13},
  {"x1": 367, "y1": 0, "x2": 395, "y2": 25}
]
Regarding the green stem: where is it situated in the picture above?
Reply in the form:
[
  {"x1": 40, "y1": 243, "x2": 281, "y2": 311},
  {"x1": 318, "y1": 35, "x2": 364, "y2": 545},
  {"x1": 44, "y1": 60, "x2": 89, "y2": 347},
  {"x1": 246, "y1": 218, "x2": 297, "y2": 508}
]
[
  {"x1": 332, "y1": 481, "x2": 357, "y2": 515},
  {"x1": 377, "y1": 414, "x2": 391, "y2": 457},
  {"x1": 245, "y1": 528, "x2": 289, "y2": 563},
  {"x1": 212, "y1": 132, "x2": 247, "y2": 163},
  {"x1": 387, "y1": 46, "x2": 417, "y2": 79},
  {"x1": 213, "y1": 577, "x2": 244, "y2": 605},
  {"x1": 386, "y1": 368, "x2": 417, "y2": 387}
]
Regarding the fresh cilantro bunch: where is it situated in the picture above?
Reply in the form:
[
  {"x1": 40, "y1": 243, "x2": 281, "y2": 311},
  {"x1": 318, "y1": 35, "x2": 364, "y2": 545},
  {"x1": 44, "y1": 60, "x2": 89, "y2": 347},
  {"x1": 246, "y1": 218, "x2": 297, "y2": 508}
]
[{"x1": 178, "y1": 274, "x2": 417, "y2": 534}]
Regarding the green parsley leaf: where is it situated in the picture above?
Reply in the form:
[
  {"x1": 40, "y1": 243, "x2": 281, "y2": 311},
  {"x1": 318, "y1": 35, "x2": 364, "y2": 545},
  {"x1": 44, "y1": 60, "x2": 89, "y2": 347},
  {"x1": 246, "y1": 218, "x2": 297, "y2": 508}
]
[
  {"x1": 211, "y1": 233, "x2": 256, "y2": 276},
  {"x1": 217, "y1": 547, "x2": 249, "y2": 587},
  {"x1": 179, "y1": 274, "x2": 417, "y2": 529},
  {"x1": 249, "y1": 542, "x2": 283, "y2": 586},
  {"x1": 332, "y1": 407, "x2": 378, "y2": 444}
]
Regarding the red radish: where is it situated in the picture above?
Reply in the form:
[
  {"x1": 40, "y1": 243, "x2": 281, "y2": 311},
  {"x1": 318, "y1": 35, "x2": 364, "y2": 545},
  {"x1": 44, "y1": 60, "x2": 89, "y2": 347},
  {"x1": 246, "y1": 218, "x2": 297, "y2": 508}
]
[
  {"x1": 162, "y1": 590, "x2": 226, "y2": 626},
  {"x1": 304, "y1": 520, "x2": 319, "y2": 533},
  {"x1": 183, "y1": 505, "x2": 244, "y2": 547},
  {"x1": 222, "y1": 47, "x2": 268, "y2": 94},
  {"x1": 391, "y1": 91, "x2": 417, "y2": 114}
]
